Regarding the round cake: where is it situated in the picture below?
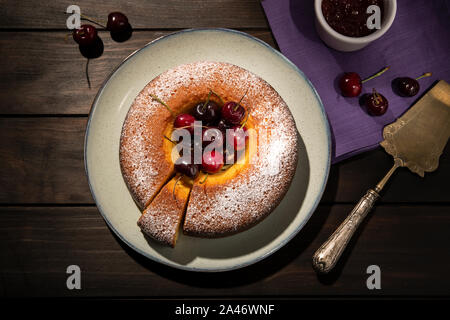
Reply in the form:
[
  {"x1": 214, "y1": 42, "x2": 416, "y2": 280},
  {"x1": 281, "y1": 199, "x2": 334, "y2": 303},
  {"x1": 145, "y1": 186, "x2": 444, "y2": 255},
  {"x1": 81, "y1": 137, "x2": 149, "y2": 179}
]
[{"x1": 120, "y1": 61, "x2": 298, "y2": 247}]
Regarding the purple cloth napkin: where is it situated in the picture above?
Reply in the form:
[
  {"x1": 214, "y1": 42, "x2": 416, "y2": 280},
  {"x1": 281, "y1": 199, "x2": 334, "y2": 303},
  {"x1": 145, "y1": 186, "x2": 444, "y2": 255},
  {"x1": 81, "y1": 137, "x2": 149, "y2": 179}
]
[{"x1": 262, "y1": 0, "x2": 450, "y2": 163}]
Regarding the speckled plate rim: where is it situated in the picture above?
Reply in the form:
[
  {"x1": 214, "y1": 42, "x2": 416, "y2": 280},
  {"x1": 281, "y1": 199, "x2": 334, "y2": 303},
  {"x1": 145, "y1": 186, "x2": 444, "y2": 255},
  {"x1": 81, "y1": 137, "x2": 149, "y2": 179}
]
[{"x1": 84, "y1": 28, "x2": 331, "y2": 272}]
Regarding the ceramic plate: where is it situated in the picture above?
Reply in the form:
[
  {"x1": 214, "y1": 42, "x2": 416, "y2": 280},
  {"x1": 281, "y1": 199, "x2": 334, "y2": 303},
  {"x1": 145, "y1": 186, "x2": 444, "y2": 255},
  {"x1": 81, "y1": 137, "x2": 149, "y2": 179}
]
[{"x1": 85, "y1": 29, "x2": 331, "y2": 272}]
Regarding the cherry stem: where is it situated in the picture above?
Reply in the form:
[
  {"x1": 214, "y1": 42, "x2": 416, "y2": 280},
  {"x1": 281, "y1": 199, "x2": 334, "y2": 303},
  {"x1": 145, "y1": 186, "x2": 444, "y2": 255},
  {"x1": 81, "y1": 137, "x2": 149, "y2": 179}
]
[
  {"x1": 221, "y1": 164, "x2": 233, "y2": 171},
  {"x1": 372, "y1": 88, "x2": 382, "y2": 105},
  {"x1": 199, "y1": 173, "x2": 209, "y2": 184},
  {"x1": 172, "y1": 175, "x2": 183, "y2": 200},
  {"x1": 361, "y1": 66, "x2": 390, "y2": 84},
  {"x1": 164, "y1": 135, "x2": 176, "y2": 144},
  {"x1": 202, "y1": 91, "x2": 212, "y2": 112},
  {"x1": 240, "y1": 111, "x2": 249, "y2": 129},
  {"x1": 80, "y1": 14, "x2": 107, "y2": 29},
  {"x1": 63, "y1": 12, "x2": 107, "y2": 29},
  {"x1": 85, "y1": 59, "x2": 91, "y2": 89},
  {"x1": 175, "y1": 124, "x2": 209, "y2": 130},
  {"x1": 150, "y1": 94, "x2": 175, "y2": 116},
  {"x1": 208, "y1": 88, "x2": 224, "y2": 104},
  {"x1": 234, "y1": 89, "x2": 248, "y2": 111},
  {"x1": 415, "y1": 72, "x2": 432, "y2": 81}
]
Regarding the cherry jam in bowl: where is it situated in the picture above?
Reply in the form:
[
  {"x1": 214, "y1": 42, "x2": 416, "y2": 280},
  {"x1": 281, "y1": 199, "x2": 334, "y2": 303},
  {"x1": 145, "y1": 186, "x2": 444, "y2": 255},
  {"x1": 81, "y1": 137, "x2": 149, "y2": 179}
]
[{"x1": 314, "y1": 0, "x2": 397, "y2": 52}]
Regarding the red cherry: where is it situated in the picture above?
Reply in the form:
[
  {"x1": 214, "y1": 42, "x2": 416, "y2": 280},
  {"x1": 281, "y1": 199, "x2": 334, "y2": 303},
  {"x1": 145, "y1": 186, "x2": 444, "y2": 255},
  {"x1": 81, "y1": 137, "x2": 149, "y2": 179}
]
[
  {"x1": 365, "y1": 89, "x2": 388, "y2": 116},
  {"x1": 107, "y1": 12, "x2": 128, "y2": 32},
  {"x1": 174, "y1": 157, "x2": 199, "y2": 179},
  {"x1": 229, "y1": 126, "x2": 248, "y2": 151},
  {"x1": 339, "y1": 72, "x2": 362, "y2": 97},
  {"x1": 193, "y1": 101, "x2": 221, "y2": 125},
  {"x1": 107, "y1": 12, "x2": 132, "y2": 42},
  {"x1": 217, "y1": 119, "x2": 230, "y2": 132},
  {"x1": 339, "y1": 67, "x2": 390, "y2": 98},
  {"x1": 221, "y1": 101, "x2": 245, "y2": 125},
  {"x1": 201, "y1": 150, "x2": 224, "y2": 173},
  {"x1": 174, "y1": 114, "x2": 195, "y2": 134},
  {"x1": 72, "y1": 24, "x2": 98, "y2": 46}
]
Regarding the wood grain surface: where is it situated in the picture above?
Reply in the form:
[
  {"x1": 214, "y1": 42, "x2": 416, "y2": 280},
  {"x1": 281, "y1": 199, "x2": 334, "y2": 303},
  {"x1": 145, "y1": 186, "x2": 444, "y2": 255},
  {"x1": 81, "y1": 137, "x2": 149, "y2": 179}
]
[
  {"x1": 1, "y1": 205, "x2": 449, "y2": 297},
  {"x1": 0, "y1": 0, "x2": 448, "y2": 298}
]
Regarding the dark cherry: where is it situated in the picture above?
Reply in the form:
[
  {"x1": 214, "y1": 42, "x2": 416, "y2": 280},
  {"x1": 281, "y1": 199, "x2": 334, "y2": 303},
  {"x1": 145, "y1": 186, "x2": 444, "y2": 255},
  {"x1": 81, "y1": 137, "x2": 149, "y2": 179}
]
[
  {"x1": 229, "y1": 126, "x2": 248, "y2": 151},
  {"x1": 73, "y1": 24, "x2": 98, "y2": 46},
  {"x1": 201, "y1": 150, "x2": 224, "y2": 173},
  {"x1": 217, "y1": 119, "x2": 231, "y2": 132},
  {"x1": 339, "y1": 72, "x2": 362, "y2": 97},
  {"x1": 174, "y1": 157, "x2": 199, "y2": 179},
  {"x1": 192, "y1": 101, "x2": 221, "y2": 125},
  {"x1": 107, "y1": 12, "x2": 132, "y2": 42},
  {"x1": 78, "y1": 36, "x2": 104, "y2": 59},
  {"x1": 396, "y1": 77, "x2": 419, "y2": 97},
  {"x1": 107, "y1": 12, "x2": 128, "y2": 32},
  {"x1": 202, "y1": 127, "x2": 224, "y2": 148},
  {"x1": 365, "y1": 89, "x2": 388, "y2": 116},
  {"x1": 339, "y1": 67, "x2": 390, "y2": 97},
  {"x1": 174, "y1": 113, "x2": 196, "y2": 134},
  {"x1": 221, "y1": 101, "x2": 245, "y2": 125}
]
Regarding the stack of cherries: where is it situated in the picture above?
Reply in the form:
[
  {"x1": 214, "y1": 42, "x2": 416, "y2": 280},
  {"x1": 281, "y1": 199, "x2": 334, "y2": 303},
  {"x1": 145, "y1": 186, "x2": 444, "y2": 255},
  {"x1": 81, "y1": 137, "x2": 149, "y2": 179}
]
[
  {"x1": 171, "y1": 95, "x2": 249, "y2": 180},
  {"x1": 339, "y1": 67, "x2": 432, "y2": 116}
]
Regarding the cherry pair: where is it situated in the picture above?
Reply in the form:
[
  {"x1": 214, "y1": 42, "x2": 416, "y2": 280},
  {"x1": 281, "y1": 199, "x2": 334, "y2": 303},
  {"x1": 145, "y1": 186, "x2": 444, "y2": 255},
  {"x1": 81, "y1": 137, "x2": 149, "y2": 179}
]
[{"x1": 72, "y1": 12, "x2": 132, "y2": 47}]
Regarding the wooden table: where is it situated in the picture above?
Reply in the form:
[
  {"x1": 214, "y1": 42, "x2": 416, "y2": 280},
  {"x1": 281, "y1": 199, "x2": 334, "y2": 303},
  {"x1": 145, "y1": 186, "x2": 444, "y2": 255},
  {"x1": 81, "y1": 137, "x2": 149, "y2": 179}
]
[{"x1": 1, "y1": 0, "x2": 449, "y2": 299}]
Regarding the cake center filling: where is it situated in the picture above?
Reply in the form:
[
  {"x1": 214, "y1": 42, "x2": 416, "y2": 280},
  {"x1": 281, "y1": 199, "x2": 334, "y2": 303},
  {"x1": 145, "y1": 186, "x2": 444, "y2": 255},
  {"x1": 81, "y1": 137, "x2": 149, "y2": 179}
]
[{"x1": 156, "y1": 89, "x2": 252, "y2": 184}]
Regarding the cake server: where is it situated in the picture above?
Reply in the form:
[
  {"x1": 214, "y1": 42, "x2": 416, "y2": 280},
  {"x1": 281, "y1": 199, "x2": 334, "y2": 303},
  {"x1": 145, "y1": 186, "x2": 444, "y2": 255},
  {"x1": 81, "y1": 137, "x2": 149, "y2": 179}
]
[{"x1": 312, "y1": 80, "x2": 450, "y2": 273}]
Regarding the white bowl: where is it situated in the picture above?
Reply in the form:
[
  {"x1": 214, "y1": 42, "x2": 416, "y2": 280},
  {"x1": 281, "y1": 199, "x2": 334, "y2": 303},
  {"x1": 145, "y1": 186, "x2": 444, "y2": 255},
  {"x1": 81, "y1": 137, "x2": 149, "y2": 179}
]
[{"x1": 314, "y1": 0, "x2": 397, "y2": 52}]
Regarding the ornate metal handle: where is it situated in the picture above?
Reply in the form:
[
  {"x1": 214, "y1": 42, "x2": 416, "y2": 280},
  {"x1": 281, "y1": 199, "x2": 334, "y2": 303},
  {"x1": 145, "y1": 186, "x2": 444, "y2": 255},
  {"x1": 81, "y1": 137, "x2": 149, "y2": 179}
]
[{"x1": 312, "y1": 189, "x2": 379, "y2": 273}]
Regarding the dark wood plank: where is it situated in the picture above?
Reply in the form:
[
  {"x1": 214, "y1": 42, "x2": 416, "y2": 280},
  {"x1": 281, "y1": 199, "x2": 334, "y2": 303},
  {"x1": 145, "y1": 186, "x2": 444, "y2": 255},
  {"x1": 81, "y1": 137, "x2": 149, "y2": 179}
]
[
  {"x1": 0, "y1": 118, "x2": 449, "y2": 204},
  {"x1": 1, "y1": 205, "x2": 449, "y2": 297},
  {"x1": 0, "y1": 0, "x2": 267, "y2": 29},
  {"x1": 0, "y1": 118, "x2": 90, "y2": 203},
  {"x1": 0, "y1": 31, "x2": 275, "y2": 115},
  {"x1": 323, "y1": 142, "x2": 450, "y2": 203}
]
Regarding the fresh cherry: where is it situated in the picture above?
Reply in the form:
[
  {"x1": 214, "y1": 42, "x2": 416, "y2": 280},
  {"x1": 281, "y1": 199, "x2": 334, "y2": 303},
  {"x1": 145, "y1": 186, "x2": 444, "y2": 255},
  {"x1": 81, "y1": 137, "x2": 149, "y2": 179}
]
[
  {"x1": 339, "y1": 67, "x2": 390, "y2": 97},
  {"x1": 107, "y1": 12, "x2": 128, "y2": 31},
  {"x1": 107, "y1": 12, "x2": 132, "y2": 42},
  {"x1": 192, "y1": 101, "x2": 221, "y2": 125},
  {"x1": 228, "y1": 126, "x2": 248, "y2": 151},
  {"x1": 201, "y1": 150, "x2": 224, "y2": 173},
  {"x1": 174, "y1": 114, "x2": 196, "y2": 134},
  {"x1": 339, "y1": 72, "x2": 362, "y2": 97},
  {"x1": 73, "y1": 24, "x2": 98, "y2": 46},
  {"x1": 365, "y1": 89, "x2": 388, "y2": 116},
  {"x1": 394, "y1": 73, "x2": 432, "y2": 97},
  {"x1": 78, "y1": 36, "x2": 104, "y2": 59},
  {"x1": 202, "y1": 127, "x2": 224, "y2": 148},
  {"x1": 396, "y1": 77, "x2": 419, "y2": 97},
  {"x1": 217, "y1": 119, "x2": 231, "y2": 132},
  {"x1": 174, "y1": 157, "x2": 199, "y2": 179},
  {"x1": 221, "y1": 101, "x2": 245, "y2": 125}
]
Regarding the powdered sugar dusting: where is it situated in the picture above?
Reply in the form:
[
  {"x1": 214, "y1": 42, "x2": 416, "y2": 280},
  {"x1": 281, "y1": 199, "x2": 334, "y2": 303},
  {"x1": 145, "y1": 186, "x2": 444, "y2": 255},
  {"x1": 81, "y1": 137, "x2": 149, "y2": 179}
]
[
  {"x1": 137, "y1": 179, "x2": 188, "y2": 247},
  {"x1": 120, "y1": 61, "x2": 298, "y2": 239},
  {"x1": 182, "y1": 63, "x2": 298, "y2": 237}
]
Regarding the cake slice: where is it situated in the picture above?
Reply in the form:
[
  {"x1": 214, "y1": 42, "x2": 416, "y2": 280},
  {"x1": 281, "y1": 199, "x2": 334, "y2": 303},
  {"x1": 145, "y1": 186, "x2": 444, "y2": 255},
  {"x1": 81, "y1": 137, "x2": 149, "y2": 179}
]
[{"x1": 137, "y1": 174, "x2": 192, "y2": 247}]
